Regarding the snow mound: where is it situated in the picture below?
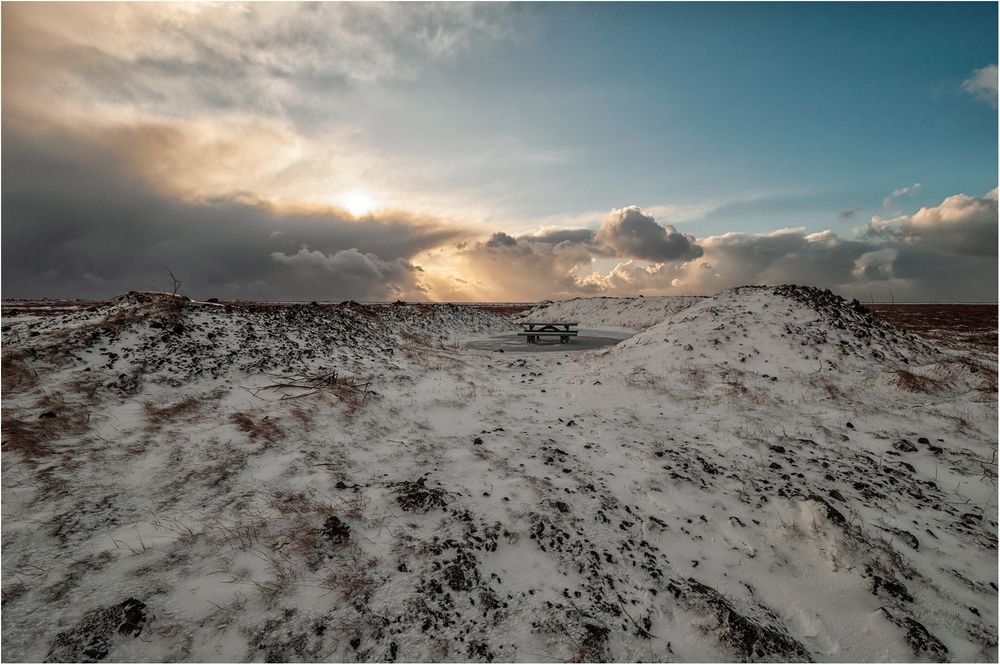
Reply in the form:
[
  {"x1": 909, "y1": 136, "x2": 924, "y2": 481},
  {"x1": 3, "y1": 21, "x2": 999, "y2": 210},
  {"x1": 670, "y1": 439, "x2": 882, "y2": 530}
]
[
  {"x1": 519, "y1": 295, "x2": 703, "y2": 331},
  {"x1": 613, "y1": 285, "x2": 939, "y2": 377}
]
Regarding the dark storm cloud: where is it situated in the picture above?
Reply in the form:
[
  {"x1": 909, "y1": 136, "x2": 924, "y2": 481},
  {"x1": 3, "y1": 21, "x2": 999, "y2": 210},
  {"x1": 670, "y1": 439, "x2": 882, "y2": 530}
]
[{"x1": 1, "y1": 127, "x2": 466, "y2": 301}]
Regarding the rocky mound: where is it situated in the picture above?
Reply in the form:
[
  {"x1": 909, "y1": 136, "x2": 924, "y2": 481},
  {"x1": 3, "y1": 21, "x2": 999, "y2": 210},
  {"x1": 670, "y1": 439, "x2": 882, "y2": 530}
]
[{"x1": 2, "y1": 293, "x2": 513, "y2": 394}]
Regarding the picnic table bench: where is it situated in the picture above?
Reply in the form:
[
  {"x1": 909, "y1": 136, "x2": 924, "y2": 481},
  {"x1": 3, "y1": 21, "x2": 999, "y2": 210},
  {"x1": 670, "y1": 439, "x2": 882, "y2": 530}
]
[{"x1": 518, "y1": 322, "x2": 579, "y2": 344}]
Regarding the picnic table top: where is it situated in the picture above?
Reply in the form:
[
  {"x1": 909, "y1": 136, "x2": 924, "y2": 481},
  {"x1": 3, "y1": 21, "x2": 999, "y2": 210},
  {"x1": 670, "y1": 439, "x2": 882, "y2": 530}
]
[{"x1": 520, "y1": 321, "x2": 579, "y2": 327}]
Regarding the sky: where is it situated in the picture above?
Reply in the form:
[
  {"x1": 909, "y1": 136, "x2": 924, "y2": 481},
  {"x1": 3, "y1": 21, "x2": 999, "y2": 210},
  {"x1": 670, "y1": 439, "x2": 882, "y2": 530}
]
[{"x1": 2, "y1": 1, "x2": 997, "y2": 302}]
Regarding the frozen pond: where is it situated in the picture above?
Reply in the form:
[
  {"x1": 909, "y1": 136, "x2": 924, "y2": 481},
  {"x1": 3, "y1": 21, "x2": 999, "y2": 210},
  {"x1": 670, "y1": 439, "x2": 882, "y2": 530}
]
[{"x1": 463, "y1": 327, "x2": 633, "y2": 353}]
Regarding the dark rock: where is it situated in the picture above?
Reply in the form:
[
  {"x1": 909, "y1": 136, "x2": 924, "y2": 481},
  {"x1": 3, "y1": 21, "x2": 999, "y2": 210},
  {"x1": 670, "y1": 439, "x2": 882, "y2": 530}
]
[
  {"x1": 391, "y1": 478, "x2": 449, "y2": 512},
  {"x1": 579, "y1": 623, "x2": 611, "y2": 660},
  {"x1": 867, "y1": 569, "x2": 913, "y2": 602},
  {"x1": 473, "y1": 437, "x2": 484, "y2": 445},
  {"x1": 884, "y1": 528, "x2": 920, "y2": 551},
  {"x1": 846, "y1": 422, "x2": 854, "y2": 429},
  {"x1": 46, "y1": 598, "x2": 148, "y2": 662},
  {"x1": 442, "y1": 550, "x2": 480, "y2": 591},
  {"x1": 321, "y1": 515, "x2": 350, "y2": 544},
  {"x1": 892, "y1": 440, "x2": 917, "y2": 453},
  {"x1": 666, "y1": 578, "x2": 811, "y2": 662},
  {"x1": 878, "y1": 608, "x2": 948, "y2": 662},
  {"x1": 829, "y1": 489, "x2": 846, "y2": 503},
  {"x1": 917, "y1": 437, "x2": 929, "y2": 444},
  {"x1": 807, "y1": 495, "x2": 845, "y2": 525},
  {"x1": 467, "y1": 640, "x2": 494, "y2": 662}
]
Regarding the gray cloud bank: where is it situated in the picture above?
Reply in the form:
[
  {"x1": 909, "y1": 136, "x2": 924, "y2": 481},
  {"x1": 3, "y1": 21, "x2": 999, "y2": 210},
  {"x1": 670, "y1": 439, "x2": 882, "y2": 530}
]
[{"x1": 2, "y1": 126, "x2": 463, "y2": 301}]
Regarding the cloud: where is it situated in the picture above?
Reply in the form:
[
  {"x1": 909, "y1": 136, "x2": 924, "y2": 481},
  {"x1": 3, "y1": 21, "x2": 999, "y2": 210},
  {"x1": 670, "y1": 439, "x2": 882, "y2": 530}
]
[
  {"x1": 445, "y1": 190, "x2": 997, "y2": 303},
  {"x1": 485, "y1": 232, "x2": 518, "y2": 248},
  {"x1": 962, "y1": 64, "x2": 998, "y2": 108},
  {"x1": 1, "y1": 124, "x2": 468, "y2": 301},
  {"x1": 862, "y1": 188, "x2": 998, "y2": 258},
  {"x1": 642, "y1": 201, "x2": 726, "y2": 224},
  {"x1": 270, "y1": 248, "x2": 425, "y2": 300},
  {"x1": 593, "y1": 206, "x2": 703, "y2": 262},
  {"x1": 0, "y1": 2, "x2": 522, "y2": 223},
  {"x1": 3, "y1": 3, "x2": 512, "y2": 116},
  {"x1": 883, "y1": 183, "x2": 922, "y2": 208},
  {"x1": 517, "y1": 228, "x2": 596, "y2": 245}
]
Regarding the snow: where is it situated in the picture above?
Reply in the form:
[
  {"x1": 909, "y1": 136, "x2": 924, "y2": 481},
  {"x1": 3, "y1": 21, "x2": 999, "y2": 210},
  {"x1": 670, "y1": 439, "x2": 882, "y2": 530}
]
[
  {"x1": 2, "y1": 287, "x2": 996, "y2": 662},
  {"x1": 519, "y1": 295, "x2": 704, "y2": 332}
]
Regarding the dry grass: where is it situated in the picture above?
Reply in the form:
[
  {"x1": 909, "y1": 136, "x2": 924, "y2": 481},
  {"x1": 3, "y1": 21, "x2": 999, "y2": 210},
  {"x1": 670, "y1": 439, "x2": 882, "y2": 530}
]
[
  {"x1": 289, "y1": 404, "x2": 315, "y2": 428},
  {"x1": 934, "y1": 354, "x2": 998, "y2": 397},
  {"x1": 211, "y1": 509, "x2": 270, "y2": 552},
  {"x1": 254, "y1": 370, "x2": 377, "y2": 416},
  {"x1": 230, "y1": 410, "x2": 283, "y2": 444},
  {"x1": 265, "y1": 491, "x2": 335, "y2": 517},
  {"x1": 67, "y1": 375, "x2": 102, "y2": 400},
  {"x1": 143, "y1": 396, "x2": 202, "y2": 430},
  {"x1": 319, "y1": 547, "x2": 379, "y2": 600},
  {"x1": 188, "y1": 443, "x2": 250, "y2": 487},
  {"x1": 893, "y1": 368, "x2": 947, "y2": 393},
  {"x1": 2, "y1": 348, "x2": 38, "y2": 394},
  {"x1": 2, "y1": 396, "x2": 91, "y2": 460},
  {"x1": 248, "y1": 552, "x2": 299, "y2": 603},
  {"x1": 343, "y1": 302, "x2": 382, "y2": 321}
]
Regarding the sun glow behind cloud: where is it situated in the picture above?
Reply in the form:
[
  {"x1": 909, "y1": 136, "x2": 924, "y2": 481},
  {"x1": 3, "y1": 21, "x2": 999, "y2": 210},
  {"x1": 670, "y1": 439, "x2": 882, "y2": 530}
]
[{"x1": 334, "y1": 190, "x2": 377, "y2": 218}]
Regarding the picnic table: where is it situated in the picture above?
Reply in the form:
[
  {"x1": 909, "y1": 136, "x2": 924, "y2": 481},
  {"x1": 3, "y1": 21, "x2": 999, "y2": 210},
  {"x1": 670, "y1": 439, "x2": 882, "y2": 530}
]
[{"x1": 518, "y1": 322, "x2": 579, "y2": 344}]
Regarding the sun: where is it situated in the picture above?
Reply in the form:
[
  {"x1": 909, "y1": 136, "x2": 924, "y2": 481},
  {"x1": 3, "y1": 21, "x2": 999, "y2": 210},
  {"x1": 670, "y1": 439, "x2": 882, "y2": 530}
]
[{"x1": 336, "y1": 190, "x2": 376, "y2": 217}]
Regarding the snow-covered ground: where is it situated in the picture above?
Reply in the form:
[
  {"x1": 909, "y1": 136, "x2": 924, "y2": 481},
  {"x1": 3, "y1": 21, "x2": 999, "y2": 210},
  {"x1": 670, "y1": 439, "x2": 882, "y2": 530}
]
[
  {"x1": 518, "y1": 296, "x2": 704, "y2": 332},
  {"x1": 2, "y1": 287, "x2": 996, "y2": 662}
]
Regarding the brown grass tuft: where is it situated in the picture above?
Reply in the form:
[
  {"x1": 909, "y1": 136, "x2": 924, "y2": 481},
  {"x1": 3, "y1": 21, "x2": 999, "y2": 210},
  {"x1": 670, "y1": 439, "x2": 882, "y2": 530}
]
[
  {"x1": 2, "y1": 397, "x2": 90, "y2": 461},
  {"x1": 2, "y1": 348, "x2": 38, "y2": 394},
  {"x1": 894, "y1": 369, "x2": 947, "y2": 393},
  {"x1": 143, "y1": 397, "x2": 201, "y2": 430},
  {"x1": 265, "y1": 491, "x2": 335, "y2": 517},
  {"x1": 320, "y1": 548, "x2": 379, "y2": 600},
  {"x1": 230, "y1": 410, "x2": 283, "y2": 444}
]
